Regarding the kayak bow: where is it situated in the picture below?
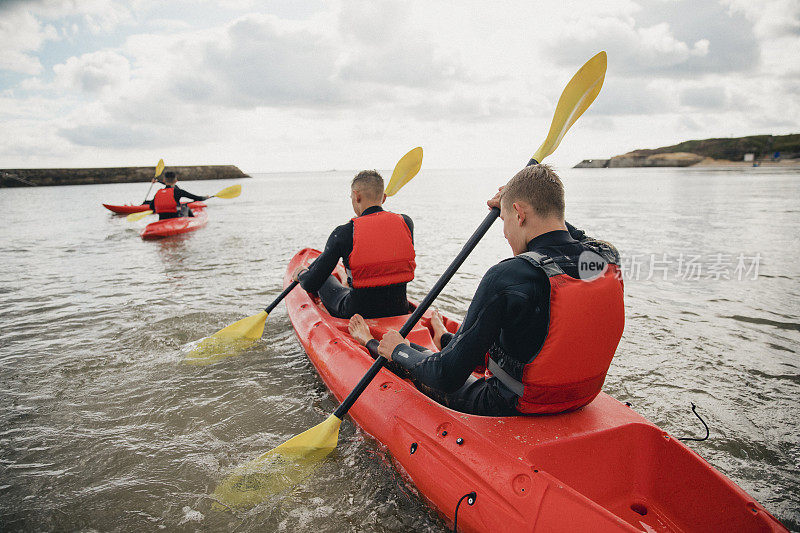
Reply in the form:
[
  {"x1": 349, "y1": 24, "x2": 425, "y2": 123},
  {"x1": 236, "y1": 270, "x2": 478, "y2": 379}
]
[{"x1": 140, "y1": 206, "x2": 208, "y2": 239}]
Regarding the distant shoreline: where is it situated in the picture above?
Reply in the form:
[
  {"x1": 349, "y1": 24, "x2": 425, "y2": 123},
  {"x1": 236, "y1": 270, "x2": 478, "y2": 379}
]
[
  {"x1": 0, "y1": 165, "x2": 250, "y2": 187},
  {"x1": 575, "y1": 133, "x2": 800, "y2": 169},
  {"x1": 575, "y1": 157, "x2": 800, "y2": 169}
]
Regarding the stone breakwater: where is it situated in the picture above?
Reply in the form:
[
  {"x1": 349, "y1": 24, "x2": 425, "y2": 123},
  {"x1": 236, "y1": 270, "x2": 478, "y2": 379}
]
[{"x1": 0, "y1": 165, "x2": 250, "y2": 187}]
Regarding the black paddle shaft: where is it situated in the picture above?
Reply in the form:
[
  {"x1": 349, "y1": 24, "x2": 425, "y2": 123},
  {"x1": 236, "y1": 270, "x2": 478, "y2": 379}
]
[
  {"x1": 265, "y1": 280, "x2": 299, "y2": 314},
  {"x1": 333, "y1": 207, "x2": 501, "y2": 419}
]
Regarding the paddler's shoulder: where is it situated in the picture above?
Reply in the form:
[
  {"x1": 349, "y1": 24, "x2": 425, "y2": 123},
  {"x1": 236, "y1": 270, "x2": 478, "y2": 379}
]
[{"x1": 483, "y1": 255, "x2": 548, "y2": 290}]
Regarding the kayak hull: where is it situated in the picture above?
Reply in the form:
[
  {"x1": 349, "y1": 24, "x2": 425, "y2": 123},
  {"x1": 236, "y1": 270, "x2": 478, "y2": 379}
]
[
  {"x1": 283, "y1": 248, "x2": 787, "y2": 533},
  {"x1": 140, "y1": 207, "x2": 208, "y2": 239},
  {"x1": 104, "y1": 201, "x2": 205, "y2": 214}
]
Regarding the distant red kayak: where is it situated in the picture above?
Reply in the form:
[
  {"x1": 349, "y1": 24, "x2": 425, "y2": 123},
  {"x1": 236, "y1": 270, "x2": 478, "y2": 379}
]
[
  {"x1": 283, "y1": 247, "x2": 788, "y2": 533},
  {"x1": 103, "y1": 201, "x2": 205, "y2": 214},
  {"x1": 140, "y1": 207, "x2": 208, "y2": 239}
]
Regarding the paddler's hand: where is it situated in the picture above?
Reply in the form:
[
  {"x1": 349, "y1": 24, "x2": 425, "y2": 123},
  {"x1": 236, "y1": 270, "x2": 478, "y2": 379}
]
[
  {"x1": 348, "y1": 314, "x2": 373, "y2": 346},
  {"x1": 291, "y1": 266, "x2": 309, "y2": 282},
  {"x1": 487, "y1": 186, "x2": 505, "y2": 209},
  {"x1": 378, "y1": 329, "x2": 410, "y2": 361}
]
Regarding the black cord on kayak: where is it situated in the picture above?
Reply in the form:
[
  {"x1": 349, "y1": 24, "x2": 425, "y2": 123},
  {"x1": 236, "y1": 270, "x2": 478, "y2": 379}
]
[
  {"x1": 452, "y1": 491, "x2": 477, "y2": 532},
  {"x1": 677, "y1": 402, "x2": 710, "y2": 442}
]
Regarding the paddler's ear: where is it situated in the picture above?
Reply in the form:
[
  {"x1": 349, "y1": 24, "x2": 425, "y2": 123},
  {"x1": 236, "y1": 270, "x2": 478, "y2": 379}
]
[
  {"x1": 381, "y1": 193, "x2": 387, "y2": 204},
  {"x1": 512, "y1": 201, "x2": 526, "y2": 226}
]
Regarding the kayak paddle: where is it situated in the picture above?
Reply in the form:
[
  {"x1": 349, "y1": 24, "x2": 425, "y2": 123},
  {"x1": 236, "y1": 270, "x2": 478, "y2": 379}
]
[
  {"x1": 126, "y1": 184, "x2": 242, "y2": 222},
  {"x1": 186, "y1": 147, "x2": 424, "y2": 366},
  {"x1": 210, "y1": 52, "x2": 606, "y2": 510},
  {"x1": 142, "y1": 159, "x2": 165, "y2": 204}
]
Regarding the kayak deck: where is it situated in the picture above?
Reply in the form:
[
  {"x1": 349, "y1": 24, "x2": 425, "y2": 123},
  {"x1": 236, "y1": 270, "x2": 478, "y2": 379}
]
[
  {"x1": 283, "y1": 248, "x2": 786, "y2": 533},
  {"x1": 104, "y1": 201, "x2": 205, "y2": 214},
  {"x1": 140, "y1": 207, "x2": 208, "y2": 239}
]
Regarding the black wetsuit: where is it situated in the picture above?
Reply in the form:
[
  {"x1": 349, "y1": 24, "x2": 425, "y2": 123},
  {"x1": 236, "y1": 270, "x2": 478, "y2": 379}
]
[
  {"x1": 377, "y1": 222, "x2": 598, "y2": 416},
  {"x1": 146, "y1": 185, "x2": 206, "y2": 220},
  {"x1": 298, "y1": 205, "x2": 414, "y2": 319}
]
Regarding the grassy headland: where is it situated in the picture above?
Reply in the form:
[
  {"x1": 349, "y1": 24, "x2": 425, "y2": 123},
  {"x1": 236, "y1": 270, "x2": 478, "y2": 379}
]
[{"x1": 575, "y1": 134, "x2": 800, "y2": 168}]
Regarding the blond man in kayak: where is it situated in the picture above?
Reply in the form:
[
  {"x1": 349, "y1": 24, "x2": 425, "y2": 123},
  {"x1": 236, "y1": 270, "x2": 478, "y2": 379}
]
[
  {"x1": 291, "y1": 170, "x2": 416, "y2": 319},
  {"x1": 349, "y1": 164, "x2": 624, "y2": 416}
]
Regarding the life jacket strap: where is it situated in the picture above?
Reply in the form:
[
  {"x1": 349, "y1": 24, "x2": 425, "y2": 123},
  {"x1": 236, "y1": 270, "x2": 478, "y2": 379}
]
[{"x1": 487, "y1": 358, "x2": 524, "y2": 397}]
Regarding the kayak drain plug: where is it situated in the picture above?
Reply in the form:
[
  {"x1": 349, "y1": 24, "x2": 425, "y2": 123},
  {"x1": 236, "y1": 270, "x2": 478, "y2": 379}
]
[{"x1": 456, "y1": 437, "x2": 464, "y2": 445}]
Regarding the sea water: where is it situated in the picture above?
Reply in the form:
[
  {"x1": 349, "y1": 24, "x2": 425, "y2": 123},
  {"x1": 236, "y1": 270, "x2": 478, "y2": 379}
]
[{"x1": 1, "y1": 167, "x2": 798, "y2": 531}]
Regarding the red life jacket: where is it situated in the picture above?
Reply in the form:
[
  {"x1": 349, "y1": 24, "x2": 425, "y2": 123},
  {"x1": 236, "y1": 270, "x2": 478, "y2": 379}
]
[
  {"x1": 153, "y1": 187, "x2": 178, "y2": 214},
  {"x1": 347, "y1": 210, "x2": 416, "y2": 289},
  {"x1": 488, "y1": 246, "x2": 625, "y2": 414}
]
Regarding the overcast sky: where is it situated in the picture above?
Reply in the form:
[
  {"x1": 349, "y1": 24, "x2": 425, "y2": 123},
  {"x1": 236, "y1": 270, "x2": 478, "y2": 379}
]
[{"x1": 1, "y1": 0, "x2": 798, "y2": 172}]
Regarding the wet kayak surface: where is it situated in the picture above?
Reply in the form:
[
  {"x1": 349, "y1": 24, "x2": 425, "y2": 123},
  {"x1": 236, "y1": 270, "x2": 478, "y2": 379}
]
[{"x1": 0, "y1": 169, "x2": 798, "y2": 531}]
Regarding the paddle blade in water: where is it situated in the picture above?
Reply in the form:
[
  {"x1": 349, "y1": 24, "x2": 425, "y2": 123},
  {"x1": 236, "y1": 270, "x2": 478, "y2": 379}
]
[
  {"x1": 126, "y1": 210, "x2": 154, "y2": 222},
  {"x1": 532, "y1": 51, "x2": 607, "y2": 164},
  {"x1": 211, "y1": 414, "x2": 342, "y2": 510},
  {"x1": 155, "y1": 159, "x2": 165, "y2": 178},
  {"x1": 184, "y1": 310, "x2": 268, "y2": 365},
  {"x1": 384, "y1": 147, "x2": 423, "y2": 197},
  {"x1": 214, "y1": 184, "x2": 241, "y2": 199}
]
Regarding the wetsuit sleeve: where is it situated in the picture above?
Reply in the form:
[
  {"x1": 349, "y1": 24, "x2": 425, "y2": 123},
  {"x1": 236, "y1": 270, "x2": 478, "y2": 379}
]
[
  {"x1": 401, "y1": 214, "x2": 414, "y2": 244},
  {"x1": 173, "y1": 186, "x2": 206, "y2": 202},
  {"x1": 391, "y1": 265, "x2": 506, "y2": 393},
  {"x1": 298, "y1": 223, "x2": 350, "y2": 293}
]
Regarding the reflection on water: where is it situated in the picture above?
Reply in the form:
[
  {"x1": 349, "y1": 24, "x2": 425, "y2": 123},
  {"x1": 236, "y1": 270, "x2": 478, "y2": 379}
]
[{"x1": 0, "y1": 168, "x2": 798, "y2": 531}]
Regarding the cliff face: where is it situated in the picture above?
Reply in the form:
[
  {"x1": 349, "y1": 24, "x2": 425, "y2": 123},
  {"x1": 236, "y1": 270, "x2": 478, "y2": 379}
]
[
  {"x1": 0, "y1": 165, "x2": 250, "y2": 187},
  {"x1": 609, "y1": 152, "x2": 704, "y2": 168}
]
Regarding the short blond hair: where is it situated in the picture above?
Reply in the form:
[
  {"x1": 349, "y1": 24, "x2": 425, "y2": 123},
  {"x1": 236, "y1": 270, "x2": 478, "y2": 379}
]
[
  {"x1": 500, "y1": 164, "x2": 565, "y2": 219},
  {"x1": 351, "y1": 170, "x2": 384, "y2": 201}
]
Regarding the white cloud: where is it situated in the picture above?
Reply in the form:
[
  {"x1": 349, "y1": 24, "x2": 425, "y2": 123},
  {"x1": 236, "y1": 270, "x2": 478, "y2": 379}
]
[
  {"x1": 0, "y1": 0, "x2": 798, "y2": 170},
  {"x1": 0, "y1": 8, "x2": 58, "y2": 74},
  {"x1": 548, "y1": 16, "x2": 726, "y2": 75},
  {"x1": 53, "y1": 50, "x2": 131, "y2": 93}
]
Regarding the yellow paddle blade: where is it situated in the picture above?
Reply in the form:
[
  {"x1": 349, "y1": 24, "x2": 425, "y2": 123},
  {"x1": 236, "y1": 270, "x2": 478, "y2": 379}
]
[
  {"x1": 211, "y1": 414, "x2": 342, "y2": 510},
  {"x1": 126, "y1": 209, "x2": 154, "y2": 222},
  {"x1": 155, "y1": 158, "x2": 165, "y2": 178},
  {"x1": 532, "y1": 51, "x2": 607, "y2": 163},
  {"x1": 184, "y1": 310, "x2": 268, "y2": 365},
  {"x1": 214, "y1": 184, "x2": 241, "y2": 199},
  {"x1": 384, "y1": 146, "x2": 423, "y2": 197}
]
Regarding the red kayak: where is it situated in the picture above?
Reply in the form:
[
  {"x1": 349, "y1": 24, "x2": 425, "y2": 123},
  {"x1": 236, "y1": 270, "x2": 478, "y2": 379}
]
[
  {"x1": 103, "y1": 201, "x2": 205, "y2": 214},
  {"x1": 283, "y1": 248, "x2": 787, "y2": 533},
  {"x1": 140, "y1": 207, "x2": 208, "y2": 239}
]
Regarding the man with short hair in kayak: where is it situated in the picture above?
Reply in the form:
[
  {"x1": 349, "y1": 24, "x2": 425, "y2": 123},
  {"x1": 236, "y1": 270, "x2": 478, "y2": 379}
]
[
  {"x1": 348, "y1": 164, "x2": 624, "y2": 416},
  {"x1": 146, "y1": 171, "x2": 209, "y2": 220},
  {"x1": 290, "y1": 170, "x2": 415, "y2": 319}
]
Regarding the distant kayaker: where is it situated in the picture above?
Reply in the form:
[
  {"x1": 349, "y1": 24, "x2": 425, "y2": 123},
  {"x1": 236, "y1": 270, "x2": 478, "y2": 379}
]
[
  {"x1": 146, "y1": 171, "x2": 209, "y2": 220},
  {"x1": 348, "y1": 164, "x2": 625, "y2": 416},
  {"x1": 291, "y1": 170, "x2": 415, "y2": 319}
]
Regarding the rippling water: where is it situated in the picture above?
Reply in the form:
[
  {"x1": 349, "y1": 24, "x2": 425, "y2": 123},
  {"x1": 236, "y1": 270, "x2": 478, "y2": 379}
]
[{"x1": 1, "y1": 167, "x2": 798, "y2": 531}]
